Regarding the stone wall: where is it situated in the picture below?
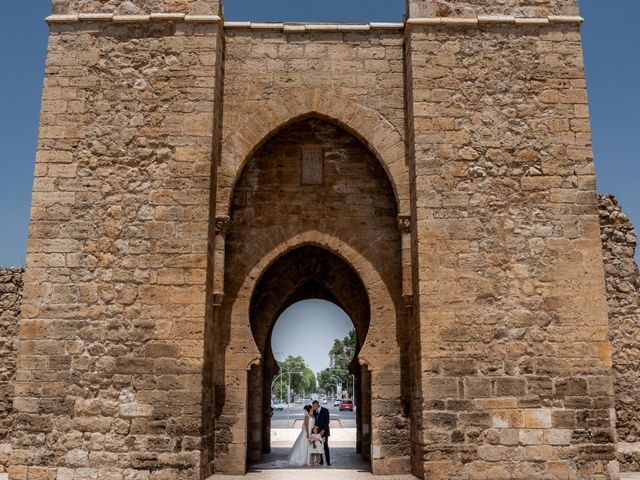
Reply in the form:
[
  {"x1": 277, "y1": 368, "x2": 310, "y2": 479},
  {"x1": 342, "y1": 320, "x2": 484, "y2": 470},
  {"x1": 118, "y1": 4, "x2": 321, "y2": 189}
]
[
  {"x1": 217, "y1": 27, "x2": 410, "y2": 218},
  {"x1": 0, "y1": 268, "x2": 23, "y2": 473},
  {"x1": 11, "y1": 12, "x2": 223, "y2": 480},
  {"x1": 405, "y1": 0, "x2": 618, "y2": 477},
  {"x1": 14, "y1": 0, "x2": 625, "y2": 479},
  {"x1": 599, "y1": 195, "x2": 640, "y2": 471}
]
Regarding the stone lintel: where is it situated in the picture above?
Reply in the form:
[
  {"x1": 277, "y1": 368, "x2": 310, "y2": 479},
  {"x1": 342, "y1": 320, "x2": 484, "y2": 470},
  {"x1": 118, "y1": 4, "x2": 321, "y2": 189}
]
[
  {"x1": 46, "y1": 13, "x2": 221, "y2": 24},
  {"x1": 477, "y1": 14, "x2": 516, "y2": 24},
  {"x1": 45, "y1": 14, "x2": 580, "y2": 28},
  {"x1": 230, "y1": 22, "x2": 403, "y2": 32},
  {"x1": 113, "y1": 15, "x2": 151, "y2": 24},
  {"x1": 77, "y1": 13, "x2": 113, "y2": 21},
  {"x1": 515, "y1": 17, "x2": 551, "y2": 25},
  {"x1": 406, "y1": 15, "x2": 583, "y2": 27},
  {"x1": 370, "y1": 22, "x2": 405, "y2": 30},
  {"x1": 549, "y1": 15, "x2": 585, "y2": 24},
  {"x1": 246, "y1": 22, "x2": 285, "y2": 30},
  {"x1": 224, "y1": 21, "x2": 252, "y2": 29},
  {"x1": 282, "y1": 24, "x2": 306, "y2": 32},
  {"x1": 150, "y1": 13, "x2": 187, "y2": 21}
]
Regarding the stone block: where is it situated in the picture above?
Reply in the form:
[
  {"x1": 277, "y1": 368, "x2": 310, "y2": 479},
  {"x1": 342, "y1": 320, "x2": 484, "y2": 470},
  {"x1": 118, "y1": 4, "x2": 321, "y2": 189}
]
[
  {"x1": 520, "y1": 429, "x2": 544, "y2": 445},
  {"x1": 524, "y1": 409, "x2": 552, "y2": 429},
  {"x1": 119, "y1": 404, "x2": 154, "y2": 418}
]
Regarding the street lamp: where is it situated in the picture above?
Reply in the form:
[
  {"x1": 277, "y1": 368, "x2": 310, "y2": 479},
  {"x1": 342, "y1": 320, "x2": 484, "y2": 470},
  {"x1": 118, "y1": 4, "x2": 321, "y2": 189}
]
[
  {"x1": 329, "y1": 375, "x2": 342, "y2": 400},
  {"x1": 271, "y1": 369, "x2": 304, "y2": 427},
  {"x1": 331, "y1": 368, "x2": 356, "y2": 406}
]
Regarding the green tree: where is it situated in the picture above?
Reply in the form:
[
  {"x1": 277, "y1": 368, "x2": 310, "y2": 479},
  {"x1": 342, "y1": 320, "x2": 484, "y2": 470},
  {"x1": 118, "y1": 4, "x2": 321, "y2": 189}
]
[
  {"x1": 272, "y1": 377, "x2": 288, "y2": 402},
  {"x1": 318, "y1": 329, "x2": 357, "y2": 398},
  {"x1": 275, "y1": 355, "x2": 317, "y2": 399},
  {"x1": 330, "y1": 329, "x2": 356, "y2": 370}
]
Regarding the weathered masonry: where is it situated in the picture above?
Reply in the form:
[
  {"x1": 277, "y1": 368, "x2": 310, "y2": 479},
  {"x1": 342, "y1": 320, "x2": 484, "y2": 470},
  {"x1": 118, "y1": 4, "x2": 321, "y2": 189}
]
[{"x1": 7, "y1": 0, "x2": 640, "y2": 479}]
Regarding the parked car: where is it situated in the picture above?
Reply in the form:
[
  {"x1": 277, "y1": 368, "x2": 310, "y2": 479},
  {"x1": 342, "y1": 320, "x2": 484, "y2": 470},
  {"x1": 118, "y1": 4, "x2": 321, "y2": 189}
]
[
  {"x1": 322, "y1": 398, "x2": 328, "y2": 405},
  {"x1": 272, "y1": 402, "x2": 285, "y2": 411},
  {"x1": 339, "y1": 399, "x2": 354, "y2": 411},
  {"x1": 333, "y1": 399, "x2": 342, "y2": 407}
]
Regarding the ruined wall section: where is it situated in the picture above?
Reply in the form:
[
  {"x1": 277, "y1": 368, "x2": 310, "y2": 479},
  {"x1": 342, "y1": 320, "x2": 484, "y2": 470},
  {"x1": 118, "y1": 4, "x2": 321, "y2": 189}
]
[
  {"x1": 599, "y1": 195, "x2": 640, "y2": 471},
  {"x1": 11, "y1": 15, "x2": 222, "y2": 480},
  {"x1": 405, "y1": 19, "x2": 618, "y2": 480},
  {"x1": 0, "y1": 268, "x2": 23, "y2": 473}
]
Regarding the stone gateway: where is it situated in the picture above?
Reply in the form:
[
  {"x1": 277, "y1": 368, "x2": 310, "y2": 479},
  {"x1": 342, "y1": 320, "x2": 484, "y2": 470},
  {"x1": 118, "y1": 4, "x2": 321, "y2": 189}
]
[{"x1": 3, "y1": 0, "x2": 640, "y2": 479}]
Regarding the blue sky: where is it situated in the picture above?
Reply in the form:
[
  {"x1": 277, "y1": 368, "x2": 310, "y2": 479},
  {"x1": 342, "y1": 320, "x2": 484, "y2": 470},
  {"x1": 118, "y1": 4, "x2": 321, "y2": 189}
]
[
  {"x1": 272, "y1": 300, "x2": 353, "y2": 372},
  {"x1": 0, "y1": 1, "x2": 638, "y2": 267}
]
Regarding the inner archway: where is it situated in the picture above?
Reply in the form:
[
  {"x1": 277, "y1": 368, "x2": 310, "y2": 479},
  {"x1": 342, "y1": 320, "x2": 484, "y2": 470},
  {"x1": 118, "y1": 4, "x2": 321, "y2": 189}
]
[
  {"x1": 213, "y1": 115, "x2": 411, "y2": 475},
  {"x1": 267, "y1": 300, "x2": 361, "y2": 464},
  {"x1": 247, "y1": 246, "x2": 372, "y2": 467}
]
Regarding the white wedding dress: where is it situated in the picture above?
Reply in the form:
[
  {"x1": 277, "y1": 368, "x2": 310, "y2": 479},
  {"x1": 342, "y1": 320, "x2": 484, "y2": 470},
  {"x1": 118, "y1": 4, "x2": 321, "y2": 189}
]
[
  {"x1": 287, "y1": 414, "x2": 315, "y2": 466},
  {"x1": 251, "y1": 413, "x2": 315, "y2": 469}
]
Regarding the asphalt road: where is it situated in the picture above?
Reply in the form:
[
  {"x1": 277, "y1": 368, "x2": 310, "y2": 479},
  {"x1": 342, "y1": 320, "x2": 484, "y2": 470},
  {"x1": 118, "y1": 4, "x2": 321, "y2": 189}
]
[{"x1": 271, "y1": 404, "x2": 356, "y2": 428}]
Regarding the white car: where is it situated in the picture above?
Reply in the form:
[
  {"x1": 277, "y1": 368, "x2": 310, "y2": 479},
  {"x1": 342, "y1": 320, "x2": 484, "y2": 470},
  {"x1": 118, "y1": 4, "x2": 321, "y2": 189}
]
[
  {"x1": 333, "y1": 399, "x2": 341, "y2": 407},
  {"x1": 272, "y1": 402, "x2": 285, "y2": 411}
]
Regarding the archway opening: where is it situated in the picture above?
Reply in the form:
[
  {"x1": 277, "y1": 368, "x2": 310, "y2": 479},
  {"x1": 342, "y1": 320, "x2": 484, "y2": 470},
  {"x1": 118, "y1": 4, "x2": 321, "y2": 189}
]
[
  {"x1": 246, "y1": 246, "x2": 372, "y2": 469},
  {"x1": 213, "y1": 114, "x2": 411, "y2": 475},
  {"x1": 269, "y1": 300, "x2": 358, "y2": 453}
]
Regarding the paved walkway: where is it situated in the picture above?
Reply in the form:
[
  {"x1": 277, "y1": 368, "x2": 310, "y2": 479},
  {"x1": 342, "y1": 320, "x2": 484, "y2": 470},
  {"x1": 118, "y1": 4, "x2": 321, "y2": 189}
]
[
  {"x1": 208, "y1": 447, "x2": 417, "y2": 479},
  {"x1": 5, "y1": 467, "x2": 640, "y2": 480}
]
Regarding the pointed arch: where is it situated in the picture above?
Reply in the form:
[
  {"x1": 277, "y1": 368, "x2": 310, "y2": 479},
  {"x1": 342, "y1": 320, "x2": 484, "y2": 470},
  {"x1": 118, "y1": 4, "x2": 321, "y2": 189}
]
[
  {"x1": 224, "y1": 231, "x2": 399, "y2": 372},
  {"x1": 250, "y1": 245, "x2": 371, "y2": 360},
  {"x1": 218, "y1": 89, "x2": 409, "y2": 216}
]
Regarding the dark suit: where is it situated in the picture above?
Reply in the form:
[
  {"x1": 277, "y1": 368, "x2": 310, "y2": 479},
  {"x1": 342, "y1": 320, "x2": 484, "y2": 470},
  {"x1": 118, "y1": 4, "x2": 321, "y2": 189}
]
[{"x1": 314, "y1": 406, "x2": 331, "y2": 465}]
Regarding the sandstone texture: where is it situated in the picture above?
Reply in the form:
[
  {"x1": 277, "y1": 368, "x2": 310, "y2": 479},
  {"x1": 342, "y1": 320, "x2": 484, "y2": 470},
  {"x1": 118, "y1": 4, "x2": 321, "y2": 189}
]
[
  {"x1": 7, "y1": 0, "x2": 631, "y2": 479},
  {"x1": 405, "y1": 1, "x2": 616, "y2": 477},
  {"x1": 408, "y1": 0, "x2": 579, "y2": 18},
  {"x1": 12, "y1": 13, "x2": 223, "y2": 480},
  {"x1": 51, "y1": 0, "x2": 220, "y2": 15},
  {"x1": 0, "y1": 269, "x2": 23, "y2": 473}
]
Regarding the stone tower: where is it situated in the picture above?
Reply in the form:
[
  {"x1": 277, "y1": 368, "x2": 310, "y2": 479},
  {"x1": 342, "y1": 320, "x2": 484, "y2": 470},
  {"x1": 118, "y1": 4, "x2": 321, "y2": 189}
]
[{"x1": 8, "y1": 0, "x2": 623, "y2": 479}]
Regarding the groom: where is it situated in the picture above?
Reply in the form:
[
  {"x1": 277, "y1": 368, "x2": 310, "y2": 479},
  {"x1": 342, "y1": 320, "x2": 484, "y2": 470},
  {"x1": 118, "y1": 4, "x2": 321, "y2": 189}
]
[{"x1": 312, "y1": 400, "x2": 331, "y2": 466}]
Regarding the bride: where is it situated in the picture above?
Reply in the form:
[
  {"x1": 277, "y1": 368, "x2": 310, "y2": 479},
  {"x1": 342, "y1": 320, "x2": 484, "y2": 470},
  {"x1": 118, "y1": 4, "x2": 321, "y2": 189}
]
[{"x1": 287, "y1": 404, "x2": 314, "y2": 466}]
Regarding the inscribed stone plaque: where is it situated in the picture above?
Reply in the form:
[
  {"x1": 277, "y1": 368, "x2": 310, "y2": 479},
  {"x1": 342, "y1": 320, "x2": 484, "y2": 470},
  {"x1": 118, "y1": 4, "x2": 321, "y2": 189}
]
[{"x1": 301, "y1": 148, "x2": 324, "y2": 185}]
